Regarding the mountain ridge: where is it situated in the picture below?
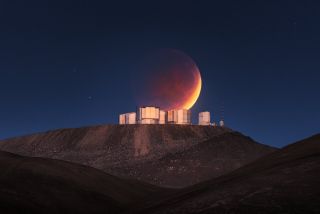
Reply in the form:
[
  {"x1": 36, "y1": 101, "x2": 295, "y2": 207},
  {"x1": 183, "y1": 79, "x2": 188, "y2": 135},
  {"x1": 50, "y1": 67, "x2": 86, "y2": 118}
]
[{"x1": 0, "y1": 124, "x2": 276, "y2": 187}]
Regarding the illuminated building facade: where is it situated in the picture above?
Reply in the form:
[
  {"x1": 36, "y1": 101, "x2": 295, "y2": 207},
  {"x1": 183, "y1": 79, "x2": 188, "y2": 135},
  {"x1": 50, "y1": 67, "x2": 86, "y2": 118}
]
[
  {"x1": 119, "y1": 114, "x2": 126, "y2": 124},
  {"x1": 167, "y1": 109, "x2": 191, "y2": 125},
  {"x1": 159, "y1": 110, "x2": 166, "y2": 124},
  {"x1": 138, "y1": 106, "x2": 160, "y2": 124},
  {"x1": 119, "y1": 112, "x2": 136, "y2": 124},
  {"x1": 177, "y1": 109, "x2": 191, "y2": 124},
  {"x1": 126, "y1": 112, "x2": 137, "y2": 124},
  {"x1": 199, "y1": 111, "x2": 210, "y2": 125},
  {"x1": 119, "y1": 107, "x2": 220, "y2": 126},
  {"x1": 167, "y1": 110, "x2": 176, "y2": 124}
]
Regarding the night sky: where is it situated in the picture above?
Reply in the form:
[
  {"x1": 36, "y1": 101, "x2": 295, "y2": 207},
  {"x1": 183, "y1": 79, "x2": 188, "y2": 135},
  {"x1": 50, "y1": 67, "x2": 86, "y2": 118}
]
[{"x1": 0, "y1": 0, "x2": 319, "y2": 148}]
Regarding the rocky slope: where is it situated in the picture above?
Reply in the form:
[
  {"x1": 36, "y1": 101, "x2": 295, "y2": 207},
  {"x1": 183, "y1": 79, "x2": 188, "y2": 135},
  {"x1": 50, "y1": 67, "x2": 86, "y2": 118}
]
[
  {"x1": 0, "y1": 125, "x2": 276, "y2": 187},
  {"x1": 0, "y1": 133, "x2": 319, "y2": 214},
  {"x1": 111, "y1": 131, "x2": 276, "y2": 187},
  {"x1": 139, "y1": 133, "x2": 320, "y2": 214},
  {"x1": 0, "y1": 150, "x2": 167, "y2": 214}
]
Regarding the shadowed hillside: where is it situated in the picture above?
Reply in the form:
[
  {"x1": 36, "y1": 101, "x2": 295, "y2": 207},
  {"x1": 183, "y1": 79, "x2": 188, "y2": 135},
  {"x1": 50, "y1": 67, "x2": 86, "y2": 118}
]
[
  {"x1": 138, "y1": 133, "x2": 320, "y2": 214},
  {"x1": 0, "y1": 125, "x2": 275, "y2": 187},
  {"x1": 0, "y1": 151, "x2": 168, "y2": 214}
]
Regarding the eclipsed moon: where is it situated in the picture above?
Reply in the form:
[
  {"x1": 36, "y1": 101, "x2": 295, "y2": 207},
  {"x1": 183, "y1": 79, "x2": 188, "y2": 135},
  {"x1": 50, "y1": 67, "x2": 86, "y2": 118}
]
[{"x1": 135, "y1": 49, "x2": 202, "y2": 110}]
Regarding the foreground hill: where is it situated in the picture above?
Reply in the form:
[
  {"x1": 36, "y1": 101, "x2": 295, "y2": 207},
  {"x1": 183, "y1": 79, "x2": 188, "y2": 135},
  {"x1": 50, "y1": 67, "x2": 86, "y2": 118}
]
[
  {"x1": 139, "y1": 133, "x2": 320, "y2": 214},
  {"x1": 0, "y1": 125, "x2": 275, "y2": 187},
  {"x1": 0, "y1": 150, "x2": 167, "y2": 214}
]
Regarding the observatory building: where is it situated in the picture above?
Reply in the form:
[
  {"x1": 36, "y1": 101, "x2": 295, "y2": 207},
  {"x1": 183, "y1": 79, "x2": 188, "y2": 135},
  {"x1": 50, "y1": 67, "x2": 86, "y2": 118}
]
[
  {"x1": 138, "y1": 106, "x2": 160, "y2": 124},
  {"x1": 199, "y1": 111, "x2": 210, "y2": 125},
  {"x1": 119, "y1": 107, "x2": 222, "y2": 126},
  {"x1": 119, "y1": 114, "x2": 125, "y2": 124},
  {"x1": 119, "y1": 112, "x2": 136, "y2": 124},
  {"x1": 167, "y1": 109, "x2": 191, "y2": 125},
  {"x1": 159, "y1": 110, "x2": 166, "y2": 124}
]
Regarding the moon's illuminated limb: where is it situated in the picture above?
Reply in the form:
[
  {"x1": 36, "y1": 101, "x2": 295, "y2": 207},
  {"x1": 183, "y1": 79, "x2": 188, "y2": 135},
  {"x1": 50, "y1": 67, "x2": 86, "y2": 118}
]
[
  {"x1": 134, "y1": 49, "x2": 202, "y2": 110},
  {"x1": 182, "y1": 69, "x2": 202, "y2": 110}
]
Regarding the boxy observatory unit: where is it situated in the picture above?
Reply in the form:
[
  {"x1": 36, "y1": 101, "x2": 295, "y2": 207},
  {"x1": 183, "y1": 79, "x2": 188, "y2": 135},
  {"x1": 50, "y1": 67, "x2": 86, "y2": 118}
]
[
  {"x1": 138, "y1": 106, "x2": 161, "y2": 124},
  {"x1": 119, "y1": 112, "x2": 136, "y2": 125},
  {"x1": 198, "y1": 111, "x2": 211, "y2": 126},
  {"x1": 167, "y1": 109, "x2": 191, "y2": 125}
]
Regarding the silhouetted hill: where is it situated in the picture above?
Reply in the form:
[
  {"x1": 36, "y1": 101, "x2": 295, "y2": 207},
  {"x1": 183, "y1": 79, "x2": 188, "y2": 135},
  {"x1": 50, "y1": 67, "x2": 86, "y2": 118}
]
[
  {"x1": 0, "y1": 150, "x2": 167, "y2": 214},
  {"x1": 139, "y1": 133, "x2": 320, "y2": 214},
  {"x1": 0, "y1": 125, "x2": 275, "y2": 187}
]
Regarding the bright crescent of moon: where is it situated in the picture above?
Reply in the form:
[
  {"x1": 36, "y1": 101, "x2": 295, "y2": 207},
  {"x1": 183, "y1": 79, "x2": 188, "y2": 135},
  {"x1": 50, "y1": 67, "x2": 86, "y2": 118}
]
[{"x1": 182, "y1": 69, "x2": 202, "y2": 110}]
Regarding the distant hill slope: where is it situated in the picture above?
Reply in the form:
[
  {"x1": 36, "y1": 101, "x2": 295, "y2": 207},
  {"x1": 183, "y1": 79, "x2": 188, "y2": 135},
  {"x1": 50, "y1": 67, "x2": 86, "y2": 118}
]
[
  {"x1": 139, "y1": 133, "x2": 320, "y2": 214},
  {"x1": 0, "y1": 150, "x2": 167, "y2": 214},
  {"x1": 0, "y1": 125, "x2": 276, "y2": 187}
]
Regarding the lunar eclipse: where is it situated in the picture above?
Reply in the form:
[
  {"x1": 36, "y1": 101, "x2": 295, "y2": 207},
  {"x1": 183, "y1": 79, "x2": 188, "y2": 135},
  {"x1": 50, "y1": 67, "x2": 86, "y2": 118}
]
[{"x1": 135, "y1": 49, "x2": 202, "y2": 110}]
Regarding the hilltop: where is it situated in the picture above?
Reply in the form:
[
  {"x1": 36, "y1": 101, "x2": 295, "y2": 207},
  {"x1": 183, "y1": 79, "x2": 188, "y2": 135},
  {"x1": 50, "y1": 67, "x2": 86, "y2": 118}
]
[{"x1": 0, "y1": 124, "x2": 276, "y2": 187}]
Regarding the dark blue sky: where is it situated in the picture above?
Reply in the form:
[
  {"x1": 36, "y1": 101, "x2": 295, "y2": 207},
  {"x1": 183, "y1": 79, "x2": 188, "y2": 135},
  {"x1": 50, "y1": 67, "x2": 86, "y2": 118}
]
[{"x1": 0, "y1": 0, "x2": 319, "y2": 148}]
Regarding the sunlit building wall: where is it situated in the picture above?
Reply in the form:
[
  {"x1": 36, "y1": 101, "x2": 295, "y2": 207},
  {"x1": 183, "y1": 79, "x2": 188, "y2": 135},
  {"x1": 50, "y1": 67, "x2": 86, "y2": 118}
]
[
  {"x1": 126, "y1": 112, "x2": 136, "y2": 124},
  {"x1": 177, "y1": 109, "x2": 191, "y2": 124},
  {"x1": 159, "y1": 110, "x2": 166, "y2": 124},
  {"x1": 167, "y1": 109, "x2": 191, "y2": 125},
  {"x1": 119, "y1": 114, "x2": 126, "y2": 125},
  {"x1": 199, "y1": 111, "x2": 210, "y2": 125},
  {"x1": 167, "y1": 110, "x2": 176, "y2": 124},
  {"x1": 138, "y1": 106, "x2": 160, "y2": 124},
  {"x1": 119, "y1": 112, "x2": 136, "y2": 124}
]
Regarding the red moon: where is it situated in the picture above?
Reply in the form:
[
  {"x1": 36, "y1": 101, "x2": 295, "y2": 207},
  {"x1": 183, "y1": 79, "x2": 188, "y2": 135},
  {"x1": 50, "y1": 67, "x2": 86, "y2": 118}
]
[{"x1": 136, "y1": 49, "x2": 202, "y2": 110}]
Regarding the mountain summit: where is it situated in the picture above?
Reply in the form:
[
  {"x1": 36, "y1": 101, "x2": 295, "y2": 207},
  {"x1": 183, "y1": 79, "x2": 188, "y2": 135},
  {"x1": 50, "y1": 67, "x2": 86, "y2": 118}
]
[{"x1": 0, "y1": 124, "x2": 276, "y2": 187}]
